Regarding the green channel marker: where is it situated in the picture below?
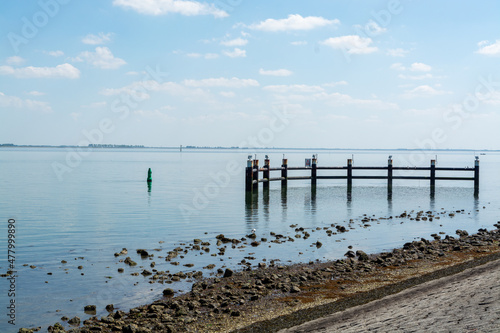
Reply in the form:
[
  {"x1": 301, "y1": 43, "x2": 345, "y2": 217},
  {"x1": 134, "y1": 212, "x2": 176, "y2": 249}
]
[{"x1": 147, "y1": 168, "x2": 152, "y2": 183}]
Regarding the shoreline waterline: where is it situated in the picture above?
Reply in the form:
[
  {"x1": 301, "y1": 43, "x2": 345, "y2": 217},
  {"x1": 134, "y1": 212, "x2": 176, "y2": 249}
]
[{"x1": 21, "y1": 223, "x2": 500, "y2": 332}]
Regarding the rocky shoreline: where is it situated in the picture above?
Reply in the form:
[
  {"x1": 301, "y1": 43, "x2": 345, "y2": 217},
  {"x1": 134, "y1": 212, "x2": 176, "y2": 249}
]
[{"x1": 20, "y1": 222, "x2": 500, "y2": 333}]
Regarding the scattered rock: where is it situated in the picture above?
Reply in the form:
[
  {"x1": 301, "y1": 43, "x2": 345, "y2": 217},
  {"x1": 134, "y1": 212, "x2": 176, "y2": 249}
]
[
  {"x1": 124, "y1": 257, "x2": 137, "y2": 266},
  {"x1": 68, "y1": 316, "x2": 81, "y2": 325},
  {"x1": 344, "y1": 250, "x2": 356, "y2": 258},
  {"x1": 163, "y1": 288, "x2": 175, "y2": 296},
  {"x1": 84, "y1": 305, "x2": 96, "y2": 313},
  {"x1": 223, "y1": 268, "x2": 234, "y2": 278}
]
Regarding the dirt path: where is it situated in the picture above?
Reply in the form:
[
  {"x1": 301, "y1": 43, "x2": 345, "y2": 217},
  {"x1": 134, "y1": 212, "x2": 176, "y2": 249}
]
[{"x1": 280, "y1": 258, "x2": 500, "y2": 333}]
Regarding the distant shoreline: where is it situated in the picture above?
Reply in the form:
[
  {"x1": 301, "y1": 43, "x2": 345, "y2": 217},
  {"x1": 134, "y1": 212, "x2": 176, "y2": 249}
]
[{"x1": 0, "y1": 144, "x2": 498, "y2": 152}]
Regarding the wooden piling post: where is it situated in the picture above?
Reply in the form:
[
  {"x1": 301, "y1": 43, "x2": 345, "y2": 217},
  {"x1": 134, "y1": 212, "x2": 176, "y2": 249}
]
[
  {"x1": 388, "y1": 156, "x2": 393, "y2": 197},
  {"x1": 311, "y1": 155, "x2": 317, "y2": 186},
  {"x1": 245, "y1": 156, "x2": 253, "y2": 192},
  {"x1": 430, "y1": 159, "x2": 436, "y2": 197},
  {"x1": 252, "y1": 159, "x2": 259, "y2": 192},
  {"x1": 263, "y1": 155, "x2": 270, "y2": 189},
  {"x1": 430, "y1": 159, "x2": 436, "y2": 187},
  {"x1": 281, "y1": 157, "x2": 288, "y2": 188},
  {"x1": 474, "y1": 157, "x2": 479, "y2": 196},
  {"x1": 347, "y1": 159, "x2": 353, "y2": 191}
]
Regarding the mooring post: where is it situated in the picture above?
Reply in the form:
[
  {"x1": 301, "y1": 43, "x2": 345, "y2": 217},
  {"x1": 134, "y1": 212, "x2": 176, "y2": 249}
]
[
  {"x1": 252, "y1": 158, "x2": 259, "y2": 192},
  {"x1": 430, "y1": 159, "x2": 436, "y2": 187},
  {"x1": 263, "y1": 155, "x2": 270, "y2": 189},
  {"x1": 347, "y1": 158, "x2": 353, "y2": 191},
  {"x1": 281, "y1": 156, "x2": 288, "y2": 188},
  {"x1": 245, "y1": 155, "x2": 253, "y2": 192},
  {"x1": 311, "y1": 155, "x2": 317, "y2": 186},
  {"x1": 147, "y1": 168, "x2": 152, "y2": 183},
  {"x1": 474, "y1": 156, "x2": 479, "y2": 196},
  {"x1": 388, "y1": 156, "x2": 393, "y2": 198},
  {"x1": 430, "y1": 159, "x2": 436, "y2": 197}
]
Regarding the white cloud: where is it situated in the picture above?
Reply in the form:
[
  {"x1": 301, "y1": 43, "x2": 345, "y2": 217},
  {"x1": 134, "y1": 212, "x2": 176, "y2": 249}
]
[
  {"x1": 187, "y1": 53, "x2": 202, "y2": 58},
  {"x1": 323, "y1": 81, "x2": 348, "y2": 87},
  {"x1": 398, "y1": 73, "x2": 434, "y2": 80},
  {"x1": 75, "y1": 47, "x2": 126, "y2": 69},
  {"x1": 264, "y1": 84, "x2": 325, "y2": 94},
  {"x1": 6, "y1": 56, "x2": 25, "y2": 65},
  {"x1": 113, "y1": 0, "x2": 228, "y2": 18},
  {"x1": 317, "y1": 92, "x2": 399, "y2": 110},
  {"x1": 387, "y1": 48, "x2": 409, "y2": 57},
  {"x1": 259, "y1": 68, "x2": 293, "y2": 77},
  {"x1": 82, "y1": 32, "x2": 113, "y2": 45},
  {"x1": 249, "y1": 14, "x2": 340, "y2": 32},
  {"x1": 355, "y1": 20, "x2": 386, "y2": 36},
  {"x1": 101, "y1": 81, "x2": 204, "y2": 101},
  {"x1": 223, "y1": 48, "x2": 246, "y2": 58},
  {"x1": 390, "y1": 63, "x2": 406, "y2": 71},
  {"x1": 0, "y1": 63, "x2": 80, "y2": 79},
  {"x1": 183, "y1": 77, "x2": 259, "y2": 88},
  {"x1": 71, "y1": 112, "x2": 81, "y2": 121},
  {"x1": 392, "y1": 62, "x2": 433, "y2": 78},
  {"x1": 477, "y1": 91, "x2": 500, "y2": 105},
  {"x1": 321, "y1": 35, "x2": 378, "y2": 54},
  {"x1": 101, "y1": 79, "x2": 254, "y2": 105},
  {"x1": 220, "y1": 38, "x2": 248, "y2": 46},
  {"x1": 100, "y1": 82, "x2": 153, "y2": 100},
  {"x1": 204, "y1": 53, "x2": 219, "y2": 59},
  {"x1": 291, "y1": 41, "x2": 308, "y2": 46},
  {"x1": 26, "y1": 91, "x2": 45, "y2": 96},
  {"x1": 402, "y1": 85, "x2": 451, "y2": 98},
  {"x1": 409, "y1": 62, "x2": 432, "y2": 72},
  {"x1": 220, "y1": 91, "x2": 236, "y2": 98},
  {"x1": 0, "y1": 92, "x2": 52, "y2": 112},
  {"x1": 45, "y1": 50, "x2": 64, "y2": 57},
  {"x1": 475, "y1": 40, "x2": 500, "y2": 56},
  {"x1": 366, "y1": 20, "x2": 387, "y2": 35}
]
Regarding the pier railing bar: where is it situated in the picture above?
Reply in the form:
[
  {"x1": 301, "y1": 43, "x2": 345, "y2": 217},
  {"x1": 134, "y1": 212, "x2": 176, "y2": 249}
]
[{"x1": 245, "y1": 155, "x2": 480, "y2": 195}]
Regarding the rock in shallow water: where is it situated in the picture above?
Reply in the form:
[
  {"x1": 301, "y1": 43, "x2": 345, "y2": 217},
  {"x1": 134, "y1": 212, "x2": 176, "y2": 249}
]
[
  {"x1": 223, "y1": 268, "x2": 234, "y2": 278},
  {"x1": 163, "y1": 288, "x2": 175, "y2": 296}
]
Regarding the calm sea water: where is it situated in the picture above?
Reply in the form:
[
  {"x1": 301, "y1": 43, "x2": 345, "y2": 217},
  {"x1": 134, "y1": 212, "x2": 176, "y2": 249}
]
[{"x1": 0, "y1": 148, "x2": 499, "y2": 331}]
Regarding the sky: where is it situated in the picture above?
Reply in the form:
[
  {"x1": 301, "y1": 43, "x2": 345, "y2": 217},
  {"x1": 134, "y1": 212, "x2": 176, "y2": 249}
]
[{"x1": 0, "y1": 0, "x2": 499, "y2": 149}]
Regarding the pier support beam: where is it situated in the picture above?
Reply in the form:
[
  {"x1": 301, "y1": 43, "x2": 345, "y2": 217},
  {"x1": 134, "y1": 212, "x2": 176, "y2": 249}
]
[
  {"x1": 252, "y1": 159, "x2": 259, "y2": 192},
  {"x1": 311, "y1": 155, "x2": 317, "y2": 187},
  {"x1": 263, "y1": 156, "x2": 270, "y2": 189},
  {"x1": 474, "y1": 157, "x2": 479, "y2": 197},
  {"x1": 430, "y1": 159, "x2": 436, "y2": 197},
  {"x1": 347, "y1": 158, "x2": 353, "y2": 192},
  {"x1": 245, "y1": 156, "x2": 253, "y2": 192},
  {"x1": 281, "y1": 157, "x2": 288, "y2": 188},
  {"x1": 388, "y1": 156, "x2": 393, "y2": 199}
]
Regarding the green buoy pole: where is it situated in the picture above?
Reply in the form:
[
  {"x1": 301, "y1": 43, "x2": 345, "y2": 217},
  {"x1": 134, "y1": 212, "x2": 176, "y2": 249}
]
[{"x1": 147, "y1": 168, "x2": 152, "y2": 183}]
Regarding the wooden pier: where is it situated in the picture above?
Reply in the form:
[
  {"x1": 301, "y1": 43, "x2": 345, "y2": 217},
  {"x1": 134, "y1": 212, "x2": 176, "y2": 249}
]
[{"x1": 245, "y1": 155, "x2": 479, "y2": 196}]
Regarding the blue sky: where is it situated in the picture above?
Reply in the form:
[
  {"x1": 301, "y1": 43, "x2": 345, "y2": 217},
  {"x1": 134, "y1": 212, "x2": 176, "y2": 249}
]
[{"x1": 0, "y1": 0, "x2": 499, "y2": 149}]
